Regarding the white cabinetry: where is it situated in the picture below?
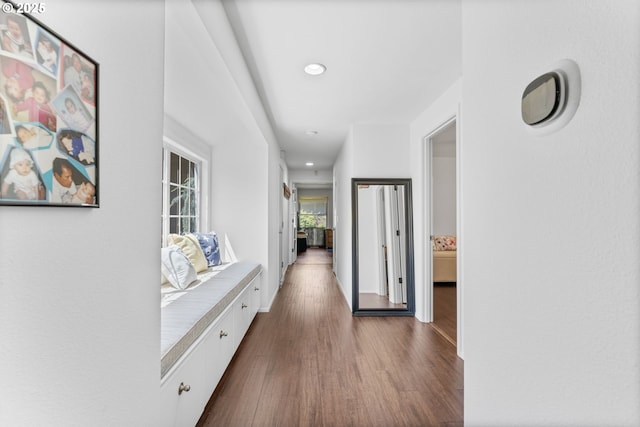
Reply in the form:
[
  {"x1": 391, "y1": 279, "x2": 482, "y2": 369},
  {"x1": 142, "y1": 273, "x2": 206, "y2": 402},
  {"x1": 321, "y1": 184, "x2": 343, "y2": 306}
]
[
  {"x1": 250, "y1": 278, "x2": 261, "y2": 319},
  {"x1": 159, "y1": 273, "x2": 261, "y2": 427},
  {"x1": 233, "y1": 276, "x2": 261, "y2": 349},
  {"x1": 233, "y1": 285, "x2": 252, "y2": 349}
]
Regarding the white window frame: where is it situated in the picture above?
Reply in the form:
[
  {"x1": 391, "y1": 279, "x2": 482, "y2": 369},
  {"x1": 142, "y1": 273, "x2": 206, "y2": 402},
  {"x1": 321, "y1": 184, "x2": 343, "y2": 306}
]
[{"x1": 162, "y1": 136, "x2": 209, "y2": 245}]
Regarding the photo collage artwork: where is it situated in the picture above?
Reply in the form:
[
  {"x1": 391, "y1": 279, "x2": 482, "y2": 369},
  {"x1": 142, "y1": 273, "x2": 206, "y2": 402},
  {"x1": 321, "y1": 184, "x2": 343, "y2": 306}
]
[{"x1": 0, "y1": 7, "x2": 97, "y2": 206}]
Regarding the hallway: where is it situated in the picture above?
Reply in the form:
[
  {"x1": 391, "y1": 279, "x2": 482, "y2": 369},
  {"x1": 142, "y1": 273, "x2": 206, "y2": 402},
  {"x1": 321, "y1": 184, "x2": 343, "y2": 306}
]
[{"x1": 198, "y1": 249, "x2": 463, "y2": 426}]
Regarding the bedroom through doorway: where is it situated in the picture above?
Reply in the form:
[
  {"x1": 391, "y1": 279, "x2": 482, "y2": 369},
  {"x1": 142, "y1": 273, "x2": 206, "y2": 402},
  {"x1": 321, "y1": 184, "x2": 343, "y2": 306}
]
[{"x1": 428, "y1": 119, "x2": 458, "y2": 346}]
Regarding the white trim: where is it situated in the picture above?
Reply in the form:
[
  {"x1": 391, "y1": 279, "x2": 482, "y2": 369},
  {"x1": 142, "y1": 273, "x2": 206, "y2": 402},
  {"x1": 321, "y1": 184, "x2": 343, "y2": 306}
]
[
  {"x1": 260, "y1": 270, "x2": 277, "y2": 313},
  {"x1": 279, "y1": 165, "x2": 286, "y2": 285},
  {"x1": 423, "y1": 112, "x2": 464, "y2": 359},
  {"x1": 455, "y1": 103, "x2": 463, "y2": 360},
  {"x1": 384, "y1": 186, "x2": 399, "y2": 304},
  {"x1": 418, "y1": 137, "x2": 430, "y2": 322},
  {"x1": 423, "y1": 116, "x2": 457, "y2": 320},
  {"x1": 161, "y1": 148, "x2": 169, "y2": 245},
  {"x1": 375, "y1": 187, "x2": 387, "y2": 297},
  {"x1": 163, "y1": 136, "x2": 207, "y2": 163},
  {"x1": 426, "y1": 135, "x2": 434, "y2": 321},
  {"x1": 162, "y1": 136, "x2": 210, "y2": 243}
]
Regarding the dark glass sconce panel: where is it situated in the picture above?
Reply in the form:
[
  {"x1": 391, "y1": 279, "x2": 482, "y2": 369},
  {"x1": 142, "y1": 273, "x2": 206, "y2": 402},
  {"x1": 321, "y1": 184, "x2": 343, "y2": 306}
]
[{"x1": 522, "y1": 72, "x2": 561, "y2": 125}]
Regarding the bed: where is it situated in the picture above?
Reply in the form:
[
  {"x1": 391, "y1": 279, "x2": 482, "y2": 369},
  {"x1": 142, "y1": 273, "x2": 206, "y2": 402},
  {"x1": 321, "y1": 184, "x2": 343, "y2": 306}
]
[{"x1": 433, "y1": 235, "x2": 456, "y2": 283}]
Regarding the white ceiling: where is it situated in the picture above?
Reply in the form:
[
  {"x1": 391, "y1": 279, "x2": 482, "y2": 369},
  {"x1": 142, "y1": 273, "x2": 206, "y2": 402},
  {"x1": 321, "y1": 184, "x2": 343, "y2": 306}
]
[{"x1": 221, "y1": 0, "x2": 462, "y2": 173}]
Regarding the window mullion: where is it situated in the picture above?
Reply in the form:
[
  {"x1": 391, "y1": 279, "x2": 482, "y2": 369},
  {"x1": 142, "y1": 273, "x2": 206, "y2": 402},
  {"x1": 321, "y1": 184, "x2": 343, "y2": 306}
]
[{"x1": 162, "y1": 146, "x2": 202, "y2": 239}]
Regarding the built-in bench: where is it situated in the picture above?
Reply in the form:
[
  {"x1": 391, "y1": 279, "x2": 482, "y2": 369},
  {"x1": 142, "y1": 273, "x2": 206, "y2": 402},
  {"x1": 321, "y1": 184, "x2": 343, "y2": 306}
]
[
  {"x1": 158, "y1": 260, "x2": 262, "y2": 426},
  {"x1": 160, "y1": 261, "x2": 261, "y2": 378}
]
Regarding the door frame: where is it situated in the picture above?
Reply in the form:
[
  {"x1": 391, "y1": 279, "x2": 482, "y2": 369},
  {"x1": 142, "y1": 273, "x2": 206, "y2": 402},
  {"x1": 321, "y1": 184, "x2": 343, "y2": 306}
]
[
  {"x1": 279, "y1": 166, "x2": 286, "y2": 285},
  {"x1": 424, "y1": 114, "x2": 463, "y2": 358},
  {"x1": 375, "y1": 186, "x2": 387, "y2": 297}
]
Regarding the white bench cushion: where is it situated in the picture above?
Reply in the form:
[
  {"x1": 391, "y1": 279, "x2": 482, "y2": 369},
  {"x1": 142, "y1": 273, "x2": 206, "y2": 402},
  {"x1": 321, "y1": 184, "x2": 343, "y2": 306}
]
[{"x1": 160, "y1": 262, "x2": 261, "y2": 378}]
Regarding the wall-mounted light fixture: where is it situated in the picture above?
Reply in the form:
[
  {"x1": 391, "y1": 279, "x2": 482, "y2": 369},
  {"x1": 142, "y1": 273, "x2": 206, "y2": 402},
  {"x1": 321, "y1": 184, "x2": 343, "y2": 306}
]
[
  {"x1": 304, "y1": 63, "x2": 326, "y2": 76},
  {"x1": 522, "y1": 72, "x2": 563, "y2": 126},
  {"x1": 521, "y1": 59, "x2": 581, "y2": 135}
]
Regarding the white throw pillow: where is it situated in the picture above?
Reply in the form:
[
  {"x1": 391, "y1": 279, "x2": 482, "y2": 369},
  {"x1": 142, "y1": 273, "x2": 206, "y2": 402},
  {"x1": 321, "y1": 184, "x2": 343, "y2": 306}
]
[
  {"x1": 167, "y1": 234, "x2": 208, "y2": 273},
  {"x1": 161, "y1": 245, "x2": 197, "y2": 290}
]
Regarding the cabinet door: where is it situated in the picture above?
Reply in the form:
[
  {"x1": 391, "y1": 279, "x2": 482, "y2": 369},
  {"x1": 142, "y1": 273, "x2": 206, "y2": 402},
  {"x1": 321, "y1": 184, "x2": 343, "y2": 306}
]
[
  {"x1": 159, "y1": 336, "x2": 209, "y2": 427},
  {"x1": 159, "y1": 308, "x2": 234, "y2": 427},
  {"x1": 233, "y1": 285, "x2": 252, "y2": 349},
  {"x1": 207, "y1": 307, "x2": 234, "y2": 387},
  {"x1": 158, "y1": 373, "x2": 180, "y2": 427},
  {"x1": 250, "y1": 274, "x2": 261, "y2": 319},
  {"x1": 172, "y1": 342, "x2": 210, "y2": 427}
]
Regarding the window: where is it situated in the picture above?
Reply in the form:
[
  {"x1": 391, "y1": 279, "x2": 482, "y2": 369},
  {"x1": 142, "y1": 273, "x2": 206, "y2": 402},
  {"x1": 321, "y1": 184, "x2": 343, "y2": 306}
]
[
  {"x1": 298, "y1": 196, "x2": 327, "y2": 229},
  {"x1": 162, "y1": 139, "x2": 208, "y2": 243}
]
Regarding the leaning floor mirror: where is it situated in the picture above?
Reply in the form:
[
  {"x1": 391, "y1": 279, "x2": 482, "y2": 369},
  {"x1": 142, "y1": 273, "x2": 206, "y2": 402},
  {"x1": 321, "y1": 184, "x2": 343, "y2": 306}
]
[{"x1": 352, "y1": 178, "x2": 415, "y2": 316}]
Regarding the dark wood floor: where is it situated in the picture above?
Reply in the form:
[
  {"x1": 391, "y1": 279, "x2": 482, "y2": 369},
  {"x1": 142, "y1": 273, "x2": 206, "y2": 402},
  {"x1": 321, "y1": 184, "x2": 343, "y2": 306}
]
[
  {"x1": 359, "y1": 292, "x2": 407, "y2": 309},
  {"x1": 433, "y1": 284, "x2": 457, "y2": 344},
  {"x1": 198, "y1": 250, "x2": 463, "y2": 427},
  {"x1": 294, "y1": 247, "x2": 333, "y2": 265}
]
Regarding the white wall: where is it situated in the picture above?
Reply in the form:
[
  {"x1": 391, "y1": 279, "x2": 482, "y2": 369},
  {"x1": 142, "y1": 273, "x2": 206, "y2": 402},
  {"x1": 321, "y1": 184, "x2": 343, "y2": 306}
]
[
  {"x1": 212, "y1": 138, "x2": 268, "y2": 264},
  {"x1": 432, "y1": 156, "x2": 456, "y2": 235},
  {"x1": 196, "y1": 0, "x2": 286, "y2": 310},
  {"x1": 333, "y1": 128, "x2": 355, "y2": 306},
  {"x1": 279, "y1": 156, "x2": 292, "y2": 280},
  {"x1": 462, "y1": 1, "x2": 640, "y2": 424},
  {"x1": 356, "y1": 186, "x2": 381, "y2": 293},
  {"x1": 0, "y1": 2, "x2": 165, "y2": 425},
  {"x1": 289, "y1": 168, "x2": 332, "y2": 186},
  {"x1": 352, "y1": 124, "x2": 410, "y2": 177},
  {"x1": 268, "y1": 132, "x2": 285, "y2": 297},
  {"x1": 334, "y1": 124, "x2": 410, "y2": 309},
  {"x1": 165, "y1": 0, "x2": 285, "y2": 311}
]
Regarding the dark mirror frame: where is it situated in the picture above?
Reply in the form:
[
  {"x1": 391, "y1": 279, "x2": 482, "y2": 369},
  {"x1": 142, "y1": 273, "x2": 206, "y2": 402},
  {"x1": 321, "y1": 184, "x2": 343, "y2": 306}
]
[{"x1": 351, "y1": 178, "x2": 415, "y2": 316}]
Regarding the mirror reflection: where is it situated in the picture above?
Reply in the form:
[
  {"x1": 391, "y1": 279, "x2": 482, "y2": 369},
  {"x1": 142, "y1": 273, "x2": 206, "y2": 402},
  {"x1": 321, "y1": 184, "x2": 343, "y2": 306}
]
[{"x1": 352, "y1": 178, "x2": 414, "y2": 316}]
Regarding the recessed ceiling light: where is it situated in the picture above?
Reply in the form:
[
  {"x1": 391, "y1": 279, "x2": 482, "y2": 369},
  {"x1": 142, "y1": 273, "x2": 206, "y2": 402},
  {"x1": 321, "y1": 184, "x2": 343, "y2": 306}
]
[
  {"x1": 305, "y1": 130, "x2": 318, "y2": 136},
  {"x1": 305, "y1": 162, "x2": 314, "y2": 166},
  {"x1": 304, "y1": 63, "x2": 326, "y2": 76}
]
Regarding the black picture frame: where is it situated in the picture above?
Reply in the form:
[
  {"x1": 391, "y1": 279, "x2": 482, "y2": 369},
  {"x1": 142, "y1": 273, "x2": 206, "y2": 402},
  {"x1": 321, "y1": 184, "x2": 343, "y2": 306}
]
[
  {"x1": 351, "y1": 178, "x2": 415, "y2": 317},
  {"x1": 0, "y1": 1, "x2": 98, "y2": 207}
]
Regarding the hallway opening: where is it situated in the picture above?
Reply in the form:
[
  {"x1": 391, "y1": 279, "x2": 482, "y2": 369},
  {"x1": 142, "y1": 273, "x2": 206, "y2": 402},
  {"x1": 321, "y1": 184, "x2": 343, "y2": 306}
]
[{"x1": 197, "y1": 249, "x2": 463, "y2": 426}]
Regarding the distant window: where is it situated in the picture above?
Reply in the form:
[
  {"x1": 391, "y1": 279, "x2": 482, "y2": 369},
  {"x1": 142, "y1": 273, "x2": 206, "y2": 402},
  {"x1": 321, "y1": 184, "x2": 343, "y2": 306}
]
[
  {"x1": 162, "y1": 146, "x2": 201, "y2": 241},
  {"x1": 298, "y1": 197, "x2": 327, "y2": 229}
]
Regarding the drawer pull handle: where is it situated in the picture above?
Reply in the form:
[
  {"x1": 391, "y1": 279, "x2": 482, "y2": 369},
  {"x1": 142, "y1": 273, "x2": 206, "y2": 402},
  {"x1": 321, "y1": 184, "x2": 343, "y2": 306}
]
[
  {"x1": 254, "y1": 286, "x2": 260, "y2": 291},
  {"x1": 241, "y1": 303, "x2": 248, "y2": 309},
  {"x1": 219, "y1": 330, "x2": 228, "y2": 339},
  {"x1": 178, "y1": 382, "x2": 191, "y2": 395}
]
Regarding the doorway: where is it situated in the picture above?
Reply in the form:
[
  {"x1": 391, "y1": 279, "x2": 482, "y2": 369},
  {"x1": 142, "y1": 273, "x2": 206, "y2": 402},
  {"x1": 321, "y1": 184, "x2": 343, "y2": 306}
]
[
  {"x1": 428, "y1": 119, "x2": 458, "y2": 345},
  {"x1": 279, "y1": 166, "x2": 287, "y2": 285}
]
